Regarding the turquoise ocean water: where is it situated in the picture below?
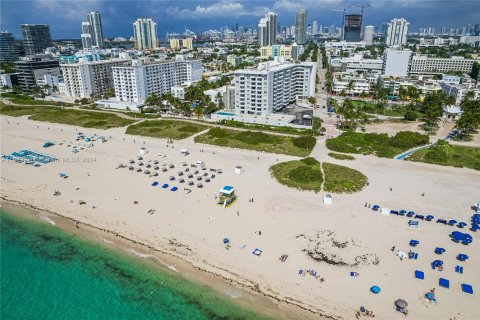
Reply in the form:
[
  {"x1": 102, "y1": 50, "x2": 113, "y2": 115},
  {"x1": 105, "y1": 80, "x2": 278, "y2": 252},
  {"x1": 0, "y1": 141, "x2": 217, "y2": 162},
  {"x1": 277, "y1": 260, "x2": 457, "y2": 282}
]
[{"x1": 0, "y1": 208, "x2": 270, "y2": 320}]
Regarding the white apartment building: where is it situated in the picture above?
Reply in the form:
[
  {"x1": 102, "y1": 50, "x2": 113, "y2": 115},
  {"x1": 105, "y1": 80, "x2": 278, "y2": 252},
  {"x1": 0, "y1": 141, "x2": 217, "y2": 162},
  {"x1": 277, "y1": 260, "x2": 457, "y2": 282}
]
[
  {"x1": 60, "y1": 57, "x2": 129, "y2": 98},
  {"x1": 204, "y1": 85, "x2": 235, "y2": 109},
  {"x1": 441, "y1": 81, "x2": 480, "y2": 105},
  {"x1": 324, "y1": 41, "x2": 366, "y2": 52},
  {"x1": 36, "y1": 74, "x2": 62, "y2": 95},
  {"x1": 378, "y1": 76, "x2": 442, "y2": 96},
  {"x1": 410, "y1": 56, "x2": 477, "y2": 75},
  {"x1": 112, "y1": 55, "x2": 202, "y2": 104},
  {"x1": 330, "y1": 54, "x2": 383, "y2": 75},
  {"x1": 383, "y1": 49, "x2": 412, "y2": 77},
  {"x1": 234, "y1": 59, "x2": 316, "y2": 116},
  {"x1": 385, "y1": 18, "x2": 409, "y2": 47},
  {"x1": 332, "y1": 73, "x2": 371, "y2": 95}
]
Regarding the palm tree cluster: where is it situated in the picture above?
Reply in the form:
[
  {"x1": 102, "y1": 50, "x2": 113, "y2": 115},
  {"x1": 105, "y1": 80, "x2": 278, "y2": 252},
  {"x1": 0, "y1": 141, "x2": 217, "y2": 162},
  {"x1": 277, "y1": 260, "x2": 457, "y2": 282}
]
[{"x1": 455, "y1": 91, "x2": 480, "y2": 139}]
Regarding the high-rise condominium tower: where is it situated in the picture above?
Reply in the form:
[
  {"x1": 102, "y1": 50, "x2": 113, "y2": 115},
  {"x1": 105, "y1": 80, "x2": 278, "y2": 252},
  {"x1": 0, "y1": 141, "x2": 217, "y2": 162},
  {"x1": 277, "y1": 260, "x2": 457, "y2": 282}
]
[
  {"x1": 20, "y1": 24, "x2": 52, "y2": 54},
  {"x1": 295, "y1": 9, "x2": 308, "y2": 44},
  {"x1": 258, "y1": 12, "x2": 277, "y2": 46},
  {"x1": 86, "y1": 11, "x2": 104, "y2": 48},
  {"x1": 384, "y1": 18, "x2": 409, "y2": 47},
  {"x1": 133, "y1": 18, "x2": 159, "y2": 50}
]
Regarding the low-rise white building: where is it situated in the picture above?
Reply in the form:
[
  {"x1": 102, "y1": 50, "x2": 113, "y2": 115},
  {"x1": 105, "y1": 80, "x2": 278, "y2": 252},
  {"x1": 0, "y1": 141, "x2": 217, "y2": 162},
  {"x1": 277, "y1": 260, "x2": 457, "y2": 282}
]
[
  {"x1": 36, "y1": 74, "x2": 63, "y2": 95},
  {"x1": 441, "y1": 81, "x2": 480, "y2": 105},
  {"x1": 332, "y1": 73, "x2": 371, "y2": 95},
  {"x1": 324, "y1": 41, "x2": 366, "y2": 52},
  {"x1": 204, "y1": 85, "x2": 235, "y2": 109},
  {"x1": 330, "y1": 54, "x2": 383, "y2": 75},
  {"x1": 226, "y1": 55, "x2": 243, "y2": 67},
  {"x1": 170, "y1": 83, "x2": 191, "y2": 100},
  {"x1": 112, "y1": 55, "x2": 202, "y2": 104},
  {"x1": 234, "y1": 59, "x2": 316, "y2": 115}
]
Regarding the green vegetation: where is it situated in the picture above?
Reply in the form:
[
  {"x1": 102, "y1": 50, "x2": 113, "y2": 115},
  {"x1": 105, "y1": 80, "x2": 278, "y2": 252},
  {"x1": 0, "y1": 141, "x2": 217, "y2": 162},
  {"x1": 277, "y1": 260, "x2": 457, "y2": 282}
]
[
  {"x1": 300, "y1": 43, "x2": 318, "y2": 61},
  {"x1": 328, "y1": 152, "x2": 355, "y2": 160},
  {"x1": 407, "y1": 140, "x2": 480, "y2": 171},
  {"x1": 218, "y1": 119, "x2": 320, "y2": 136},
  {"x1": 0, "y1": 62, "x2": 16, "y2": 74},
  {"x1": 270, "y1": 158, "x2": 368, "y2": 193},
  {"x1": 126, "y1": 120, "x2": 209, "y2": 140},
  {"x1": 194, "y1": 128, "x2": 316, "y2": 156},
  {"x1": 270, "y1": 157, "x2": 323, "y2": 191},
  {"x1": 0, "y1": 103, "x2": 133, "y2": 128},
  {"x1": 29, "y1": 109, "x2": 135, "y2": 129},
  {"x1": 454, "y1": 93, "x2": 480, "y2": 139},
  {"x1": 0, "y1": 104, "x2": 44, "y2": 117},
  {"x1": 1, "y1": 93, "x2": 74, "y2": 106},
  {"x1": 322, "y1": 162, "x2": 368, "y2": 193},
  {"x1": 326, "y1": 131, "x2": 429, "y2": 158}
]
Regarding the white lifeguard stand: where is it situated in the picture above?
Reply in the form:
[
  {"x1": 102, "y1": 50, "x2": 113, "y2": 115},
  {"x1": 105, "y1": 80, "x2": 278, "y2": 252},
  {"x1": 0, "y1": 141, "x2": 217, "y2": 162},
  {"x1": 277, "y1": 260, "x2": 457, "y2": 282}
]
[
  {"x1": 180, "y1": 148, "x2": 189, "y2": 156},
  {"x1": 323, "y1": 194, "x2": 332, "y2": 204}
]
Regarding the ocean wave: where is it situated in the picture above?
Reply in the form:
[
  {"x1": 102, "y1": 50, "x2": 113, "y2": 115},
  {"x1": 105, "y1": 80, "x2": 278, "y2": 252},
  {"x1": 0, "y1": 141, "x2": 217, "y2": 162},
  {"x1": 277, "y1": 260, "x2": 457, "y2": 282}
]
[
  {"x1": 124, "y1": 248, "x2": 179, "y2": 272},
  {"x1": 39, "y1": 216, "x2": 56, "y2": 225},
  {"x1": 100, "y1": 237, "x2": 113, "y2": 244},
  {"x1": 125, "y1": 248, "x2": 153, "y2": 258}
]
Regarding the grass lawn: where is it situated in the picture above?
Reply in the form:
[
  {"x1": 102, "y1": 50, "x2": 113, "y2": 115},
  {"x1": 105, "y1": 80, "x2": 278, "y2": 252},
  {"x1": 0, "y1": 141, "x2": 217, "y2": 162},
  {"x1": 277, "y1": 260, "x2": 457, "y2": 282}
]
[
  {"x1": 194, "y1": 128, "x2": 316, "y2": 157},
  {"x1": 328, "y1": 152, "x2": 355, "y2": 160},
  {"x1": 322, "y1": 162, "x2": 368, "y2": 193},
  {"x1": 407, "y1": 142, "x2": 480, "y2": 171},
  {"x1": 326, "y1": 131, "x2": 429, "y2": 158},
  {"x1": 350, "y1": 100, "x2": 424, "y2": 118},
  {"x1": 270, "y1": 157, "x2": 323, "y2": 191},
  {"x1": 126, "y1": 120, "x2": 209, "y2": 140}
]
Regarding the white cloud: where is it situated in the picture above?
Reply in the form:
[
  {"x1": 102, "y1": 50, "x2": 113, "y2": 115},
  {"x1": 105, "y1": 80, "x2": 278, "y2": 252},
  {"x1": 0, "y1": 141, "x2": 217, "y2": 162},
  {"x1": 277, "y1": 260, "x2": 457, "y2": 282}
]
[
  {"x1": 33, "y1": 0, "x2": 102, "y2": 20},
  {"x1": 273, "y1": 0, "x2": 343, "y2": 12},
  {"x1": 166, "y1": 0, "x2": 269, "y2": 19}
]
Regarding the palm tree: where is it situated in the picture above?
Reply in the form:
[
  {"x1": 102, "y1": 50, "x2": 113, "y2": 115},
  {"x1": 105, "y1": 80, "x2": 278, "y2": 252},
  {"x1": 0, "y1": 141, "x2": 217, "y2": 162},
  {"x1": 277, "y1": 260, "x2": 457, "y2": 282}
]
[
  {"x1": 347, "y1": 80, "x2": 355, "y2": 96},
  {"x1": 193, "y1": 106, "x2": 204, "y2": 120}
]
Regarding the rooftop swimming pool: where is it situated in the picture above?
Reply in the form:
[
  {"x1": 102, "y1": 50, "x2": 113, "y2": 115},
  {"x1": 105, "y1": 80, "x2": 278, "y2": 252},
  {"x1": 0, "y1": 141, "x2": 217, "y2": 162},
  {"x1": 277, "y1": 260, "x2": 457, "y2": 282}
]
[{"x1": 216, "y1": 112, "x2": 236, "y2": 117}]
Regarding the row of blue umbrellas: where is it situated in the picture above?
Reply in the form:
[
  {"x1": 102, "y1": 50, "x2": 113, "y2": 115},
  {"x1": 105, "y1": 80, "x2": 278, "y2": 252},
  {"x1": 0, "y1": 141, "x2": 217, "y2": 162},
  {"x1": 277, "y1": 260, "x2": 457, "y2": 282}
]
[{"x1": 471, "y1": 214, "x2": 480, "y2": 231}]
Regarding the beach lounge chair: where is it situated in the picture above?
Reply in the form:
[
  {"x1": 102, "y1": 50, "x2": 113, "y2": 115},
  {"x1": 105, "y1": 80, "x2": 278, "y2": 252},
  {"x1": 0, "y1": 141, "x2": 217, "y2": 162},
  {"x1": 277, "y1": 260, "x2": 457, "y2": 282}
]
[
  {"x1": 411, "y1": 252, "x2": 419, "y2": 259},
  {"x1": 252, "y1": 248, "x2": 262, "y2": 256},
  {"x1": 414, "y1": 214, "x2": 425, "y2": 220},
  {"x1": 390, "y1": 210, "x2": 399, "y2": 215},
  {"x1": 462, "y1": 284, "x2": 473, "y2": 294},
  {"x1": 455, "y1": 265, "x2": 464, "y2": 274},
  {"x1": 415, "y1": 270, "x2": 424, "y2": 280},
  {"x1": 298, "y1": 269, "x2": 304, "y2": 275},
  {"x1": 437, "y1": 219, "x2": 447, "y2": 225},
  {"x1": 439, "y1": 278, "x2": 450, "y2": 289},
  {"x1": 408, "y1": 220, "x2": 419, "y2": 228}
]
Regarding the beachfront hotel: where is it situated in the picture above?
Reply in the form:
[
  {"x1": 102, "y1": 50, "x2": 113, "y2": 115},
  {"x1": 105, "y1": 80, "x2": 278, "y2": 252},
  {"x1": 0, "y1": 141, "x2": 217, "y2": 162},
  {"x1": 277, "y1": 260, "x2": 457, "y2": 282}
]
[
  {"x1": 111, "y1": 55, "x2": 202, "y2": 104},
  {"x1": 60, "y1": 56, "x2": 130, "y2": 98},
  {"x1": 233, "y1": 59, "x2": 316, "y2": 116}
]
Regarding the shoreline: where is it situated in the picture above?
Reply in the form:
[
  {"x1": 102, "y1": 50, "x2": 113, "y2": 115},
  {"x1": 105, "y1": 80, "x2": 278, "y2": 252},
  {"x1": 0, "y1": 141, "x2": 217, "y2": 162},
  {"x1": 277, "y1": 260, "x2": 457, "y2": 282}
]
[{"x1": 1, "y1": 197, "x2": 336, "y2": 320}]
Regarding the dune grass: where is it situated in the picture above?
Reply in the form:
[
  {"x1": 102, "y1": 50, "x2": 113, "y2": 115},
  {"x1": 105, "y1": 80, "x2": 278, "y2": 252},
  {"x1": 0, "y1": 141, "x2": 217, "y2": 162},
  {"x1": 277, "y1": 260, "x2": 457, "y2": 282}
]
[
  {"x1": 270, "y1": 157, "x2": 323, "y2": 191},
  {"x1": 194, "y1": 128, "x2": 316, "y2": 156},
  {"x1": 328, "y1": 152, "x2": 355, "y2": 160},
  {"x1": 326, "y1": 131, "x2": 429, "y2": 158},
  {"x1": 126, "y1": 120, "x2": 209, "y2": 140},
  {"x1": 407, "y1": 141, "x2": 480, "y2": 171},
  {"x1": 0, "y1": 103, "x2": 44, "y2": 117},
  {"x1": 322, "y1": 162, "x2": 368, "y2": 193},
  {"x1": 270, "y1": 158, "x2": 368, "y2": 193}
]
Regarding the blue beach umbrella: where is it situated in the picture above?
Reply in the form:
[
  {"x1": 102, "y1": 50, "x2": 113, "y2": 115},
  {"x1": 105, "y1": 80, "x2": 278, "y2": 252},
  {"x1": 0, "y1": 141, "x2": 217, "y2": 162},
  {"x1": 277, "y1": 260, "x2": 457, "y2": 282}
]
[
  {"x1": 457, "y1": 254, "x2": 469, "y2": 261},
  {"x1": 426, "y1": 215, "x2": 435, "y2": 221},
  {"x1": 451, "y1": 231, "x2": 465, "y2": 241},
  {"x1": 399, "y1": 210, "x2": 407, "y2": 215},
  {"x1": 432, "y1": 260, "x2": 443, "y2": 267},
  {"x1": 407, "y1": 211, "x2": 415, "y2": 217},
  {"x1": 372, "y1": 205, "x2": 380, "y2": 211},
  {"x1": 370, "y1": 285, "x2": 381, "y2": 294},
  {"x1": 448, "y1": 220, "x2": 458, "y2": 226},
  {"x1": 457, "y1": 222, "x2": 468, "y2": 228},
  {"x1": 409, "y1": 239, "x2": 420, "y2": 247},
  {"x1": 223, "y1": 238, "x2": 230, "y2": 244},
  {"x1": 434, "y1": 247, "x2": 446, "y2": 255}
]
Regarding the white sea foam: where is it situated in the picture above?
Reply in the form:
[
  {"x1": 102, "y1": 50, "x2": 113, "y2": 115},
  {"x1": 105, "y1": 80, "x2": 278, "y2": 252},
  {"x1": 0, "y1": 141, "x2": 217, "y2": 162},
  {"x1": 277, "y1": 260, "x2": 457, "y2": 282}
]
[
  {"x1": 126, "y1": 248, "x2": 153, "y2": 258},
  {"x1": 100, "y1": 237, "x2": 113, "y2": 244},
  {"x1": 39, "y1": 216, "x2": 56, "y2": 225}
]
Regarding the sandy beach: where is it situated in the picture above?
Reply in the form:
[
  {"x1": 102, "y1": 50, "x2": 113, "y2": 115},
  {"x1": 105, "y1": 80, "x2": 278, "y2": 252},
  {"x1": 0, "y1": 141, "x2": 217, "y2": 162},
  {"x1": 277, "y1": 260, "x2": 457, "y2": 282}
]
[{"x1": 1, "y1": 115, "x2": 479, "y2": 319}]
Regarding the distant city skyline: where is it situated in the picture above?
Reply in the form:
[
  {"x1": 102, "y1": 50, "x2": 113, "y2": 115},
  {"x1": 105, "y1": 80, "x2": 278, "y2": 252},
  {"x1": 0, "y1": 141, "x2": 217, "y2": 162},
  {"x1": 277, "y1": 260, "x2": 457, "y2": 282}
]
[{"x1": 1, "y1": 0, "x2": 479, "y2": 39}]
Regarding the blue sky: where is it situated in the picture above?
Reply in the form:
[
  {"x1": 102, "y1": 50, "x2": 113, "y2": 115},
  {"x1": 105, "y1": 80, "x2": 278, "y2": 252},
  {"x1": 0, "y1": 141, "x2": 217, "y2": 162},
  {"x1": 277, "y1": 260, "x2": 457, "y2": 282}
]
[{"x1": 1, "y1": 0, "x2": 479, "y2": 39}]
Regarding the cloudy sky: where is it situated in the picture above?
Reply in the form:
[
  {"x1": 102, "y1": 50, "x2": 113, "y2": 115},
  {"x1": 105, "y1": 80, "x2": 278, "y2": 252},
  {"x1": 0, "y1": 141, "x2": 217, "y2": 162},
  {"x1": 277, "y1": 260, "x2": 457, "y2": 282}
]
[{"x1": 1, "y1": 0, "x2": 479, "y2": 39}]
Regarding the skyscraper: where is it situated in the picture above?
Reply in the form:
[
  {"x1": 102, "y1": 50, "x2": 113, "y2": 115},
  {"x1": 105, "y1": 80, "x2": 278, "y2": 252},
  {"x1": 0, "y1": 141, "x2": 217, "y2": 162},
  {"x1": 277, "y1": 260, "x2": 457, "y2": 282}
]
[
  {"x1": 133, "y1": 18, "x2": 159, "y2": 50},
  {"x1": 257, "y1": 12, "x2": 277, "y2": 46},
  {"x1": 295, "y1": 9, "x2": 308, "y2": 44},
  {"x1": 20, "y1": 24, "x2": 52, "y2": 55},
  {"x1": 343, "y1": 14, "x2": 362, "y2": 42},
  {"x1": 86, "y1": 11, "x2": 104, "y2": 48},
  {"x1": 384, "y1": 18, "x2": 409, "y2": 47},
  {"x1": 81, "y1": 22, "x2": 93, "y2": 49},
  {"x1": 0, "y1": 31, "x2": 18, "y2": 62},
  {"x1": 363, "y1": 25, "x2": 374, "y2": 45},
  {"x1": 312, "y1": 21, "x2": 318, "y2": 35}
]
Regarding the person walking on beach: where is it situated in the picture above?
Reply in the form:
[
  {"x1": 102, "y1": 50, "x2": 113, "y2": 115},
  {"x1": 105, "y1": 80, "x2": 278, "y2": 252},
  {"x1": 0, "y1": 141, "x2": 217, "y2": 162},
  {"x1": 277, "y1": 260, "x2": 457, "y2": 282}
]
[{"x1": 391, "y1": 246, "x2": 395, "y2": 252}]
